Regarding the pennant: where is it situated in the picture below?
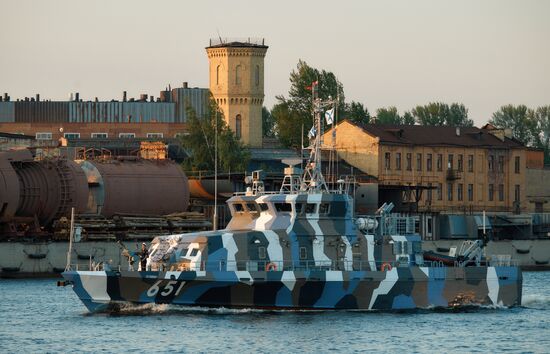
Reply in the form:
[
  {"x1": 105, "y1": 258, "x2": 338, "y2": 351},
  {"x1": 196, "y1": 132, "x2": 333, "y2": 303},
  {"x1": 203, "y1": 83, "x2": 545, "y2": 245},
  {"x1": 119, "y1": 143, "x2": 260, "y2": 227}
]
[{"x1": 325, "y1": 108, "x2": 334, "y2": 125}]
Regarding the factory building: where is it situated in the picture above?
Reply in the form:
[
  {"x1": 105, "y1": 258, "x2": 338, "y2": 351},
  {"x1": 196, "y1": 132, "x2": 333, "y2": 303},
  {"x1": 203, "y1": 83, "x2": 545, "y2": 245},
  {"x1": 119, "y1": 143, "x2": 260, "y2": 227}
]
[
  {"x1": 0, "y1": 84, "x2": 209, "y2": 141},
  {"x1": 206, "y1": 38, "x2": 268, "y2": 148},
  {"x1": 322, "y1": 120, "x2": 547, "y2": 213}
]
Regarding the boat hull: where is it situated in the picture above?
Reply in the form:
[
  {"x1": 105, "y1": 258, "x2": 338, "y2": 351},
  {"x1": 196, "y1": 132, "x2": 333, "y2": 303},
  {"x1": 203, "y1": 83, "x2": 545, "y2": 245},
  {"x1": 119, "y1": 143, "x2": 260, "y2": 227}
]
[{"x1": 63, "y1": 266, "x2": 522, "y2": 312}]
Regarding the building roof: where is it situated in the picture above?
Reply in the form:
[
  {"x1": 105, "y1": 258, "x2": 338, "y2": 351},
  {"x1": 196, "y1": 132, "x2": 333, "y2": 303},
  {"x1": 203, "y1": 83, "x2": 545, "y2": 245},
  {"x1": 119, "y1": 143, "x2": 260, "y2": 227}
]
[
  {"x1": 206, "y1": 38, "x2": 268, "y2": 49},
  {"x1": 337, "y1": 120, "x2": 525, "y2": 149},
  {"x1": 0, "y1": 132, "x2": 35, "y2": 140}
]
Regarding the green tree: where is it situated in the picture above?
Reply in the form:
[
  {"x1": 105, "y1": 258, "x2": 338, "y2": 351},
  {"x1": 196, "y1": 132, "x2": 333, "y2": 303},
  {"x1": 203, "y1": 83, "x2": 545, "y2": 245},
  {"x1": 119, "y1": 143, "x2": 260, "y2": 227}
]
[
  {"x1": 273, "y1": 60, "x2": 347, "y2": 146},
  {"x1": 490, "y1": 105, "x2": 535, "y2": 145},
  {"x1": 375, "y1": 106, "x2": 402, "y2": 124},
  {"x1": 344, "y1": 101, "x2": 370, "y2": 125},
  {"x1": 531, "y1": 105, "x2": 550, "y2": 165},
  {"x1": 181, "y1": 100, "x2": 250, "y2": 173},
  {"x1": 412, "y1": 102, "x2": 472, "y2": 126},
  {"x1": 402, "y1": 111, "x2": 416, "y2": 125},
  {"x1": 262, "y1": 106, "x2": 275, "y2": 137}
]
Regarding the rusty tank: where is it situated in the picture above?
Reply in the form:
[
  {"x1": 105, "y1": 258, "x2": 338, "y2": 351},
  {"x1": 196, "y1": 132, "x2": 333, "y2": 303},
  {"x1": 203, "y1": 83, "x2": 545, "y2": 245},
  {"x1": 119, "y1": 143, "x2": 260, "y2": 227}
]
[
  {"x1": 78, "y1": 157, "x2": 189, "y2": 217},
  {"x1": 0, "y1": 150, "x2": 88, "y2": 225}
]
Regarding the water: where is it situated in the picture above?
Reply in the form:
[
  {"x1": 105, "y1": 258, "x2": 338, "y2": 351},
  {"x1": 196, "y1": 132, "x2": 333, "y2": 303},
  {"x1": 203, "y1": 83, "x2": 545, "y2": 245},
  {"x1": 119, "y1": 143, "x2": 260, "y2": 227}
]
[{"x1": 1, "y1": 273, "x2": 549, "y2": 354}]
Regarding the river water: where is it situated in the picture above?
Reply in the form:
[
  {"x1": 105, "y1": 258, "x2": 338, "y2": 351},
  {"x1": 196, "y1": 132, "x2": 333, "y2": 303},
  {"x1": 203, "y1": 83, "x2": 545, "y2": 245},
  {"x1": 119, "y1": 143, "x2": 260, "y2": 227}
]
[{"x1": 0, "y1": 272, "x2": 549, "y2": 353}]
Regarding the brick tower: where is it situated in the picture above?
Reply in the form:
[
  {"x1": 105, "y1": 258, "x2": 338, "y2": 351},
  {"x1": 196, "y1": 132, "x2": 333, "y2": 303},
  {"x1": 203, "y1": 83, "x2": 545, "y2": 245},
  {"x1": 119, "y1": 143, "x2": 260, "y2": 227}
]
[{"x1": 206, "y1": 38, "x2": 268, "y2": 147}]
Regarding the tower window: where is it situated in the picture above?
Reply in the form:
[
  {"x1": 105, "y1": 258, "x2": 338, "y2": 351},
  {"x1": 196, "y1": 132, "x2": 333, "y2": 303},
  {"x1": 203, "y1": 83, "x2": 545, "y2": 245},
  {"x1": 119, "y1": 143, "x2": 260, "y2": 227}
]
[
  {"x1": 255, "y1": 65, "x2": 260, "y2": 86},
  {"x1": 236, "y1": 114, "x2": 242, "y2": 139},
  {"x1": 216, "y1": 65, "x2": 220, "y2": 85},
  {"x1": 236, "y1": 65, "x2": 242, "y2": 85}
]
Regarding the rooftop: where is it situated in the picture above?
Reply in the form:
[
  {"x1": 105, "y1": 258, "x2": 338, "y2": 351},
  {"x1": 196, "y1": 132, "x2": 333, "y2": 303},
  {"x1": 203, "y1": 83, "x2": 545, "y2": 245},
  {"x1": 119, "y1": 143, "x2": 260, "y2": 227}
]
[{"x1": 207, "y1": 37, "x2": 267, "y2": 49}]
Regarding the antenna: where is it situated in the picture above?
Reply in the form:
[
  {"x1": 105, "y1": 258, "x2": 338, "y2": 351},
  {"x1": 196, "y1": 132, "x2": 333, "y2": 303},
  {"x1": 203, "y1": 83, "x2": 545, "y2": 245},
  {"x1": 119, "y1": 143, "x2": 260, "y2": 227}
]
[{"x1": 216, "y1": 29, "x2": 223, "y2": 44}]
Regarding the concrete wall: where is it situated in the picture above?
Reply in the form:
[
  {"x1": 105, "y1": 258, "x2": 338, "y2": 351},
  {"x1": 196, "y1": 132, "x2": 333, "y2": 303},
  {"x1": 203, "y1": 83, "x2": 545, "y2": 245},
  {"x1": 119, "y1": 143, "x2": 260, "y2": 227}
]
[{"x1": 526, "y1": 168, "x2": 550, "y2": 212}]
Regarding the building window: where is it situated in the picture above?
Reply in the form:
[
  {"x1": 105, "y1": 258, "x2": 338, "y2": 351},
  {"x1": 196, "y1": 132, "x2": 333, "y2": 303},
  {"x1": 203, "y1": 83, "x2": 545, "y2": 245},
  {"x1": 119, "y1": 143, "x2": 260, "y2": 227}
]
[
  {"x1": 514, "y1": 184, "x2": 520, "y2": 202},
  {"x1": 515, "y1": 156, "x2": 520, "y2": 174},
  {"x1": 498, "y1": 184, "x2": 504, "y2": 201},
  {"x1": 91, "y1": 133, "x2": 108, "y2": 139},
  {"x1": 255, "y1": 65, "x2": 260, "y2": 86},
  {"x1": 427, "y1": 183, "x2": 432, "y2": 201},
  {"x1": 395, "y1": 152, "x2": 401, "y2": 170},
  {"x1": 437, "y1": 183, "x2": 443, "y2": 200},
  {"x1": 488, "y1": 155, "x2": 495, "y2": 171},
  {"x1": 385, "y1": 152, "x2": 391, "y2": 170},
  {"x1": 235, "y1": 65, "x2": 242, "y2": 85},
  {"x1": 416, "y1": 153, "x2": 422, "y2": 171},
  {"x1": 458, "y1": 154, "x2": 463, "y2": 172},
  {"x1": 437, "y1": 154, "x2": 443, "y2": 171},
  {"x1": 146, "y1": 133, "x2": 163, "y2": 138},
  {"x1": 457, "y1": 183, "x2": 463, "y2": 201},
  {"x1": 467, "y1": 184, "x2": 473, "y2": 201},
  {"x1": 216, "y1": 65, "x2": 220, "y2": 85},
  {"x1": 468, "y1": 155, "x2": 474, "y2": 172},
  {"x1": 498, "y1": 156, "x2": 504, "y2": 172},
  {"x1": 119, "y1": 133, "x2": 136, "y2": 138},
  {"x1": 447, "y1": 182, "x2": 453, "y2": 201},
  {"x1": 35, "y1": 132, "x2": 52, "y2": 140},
  {"x1": 489, "y1": 184, "x2": 494, "y2": 201},
  {"x1": 235, "y1": 114, "x2": 242, "y2": 139},
  {"x1": 64, "y1": 133, "x2": 80, "y2": 139},
  {"x1": 448, "y1": 154, "x2": 454, "y2": 170},
  {"x1": 427, "y1": 153, "x2": 432, "y2": 171},
  {"x1": 406, "y1": 153, "x2": 412, "y2": 171}
]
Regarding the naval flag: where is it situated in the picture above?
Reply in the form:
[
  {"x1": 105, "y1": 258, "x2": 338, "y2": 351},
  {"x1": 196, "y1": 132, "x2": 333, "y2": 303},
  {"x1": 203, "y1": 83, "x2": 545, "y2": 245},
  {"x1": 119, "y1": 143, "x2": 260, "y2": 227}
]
[
  {"x1": 308, "y1": 125, "x2": 316, "y2": 139},
  {"x1": 325, "y1": 108, "x2": 334, "y2": 125}
]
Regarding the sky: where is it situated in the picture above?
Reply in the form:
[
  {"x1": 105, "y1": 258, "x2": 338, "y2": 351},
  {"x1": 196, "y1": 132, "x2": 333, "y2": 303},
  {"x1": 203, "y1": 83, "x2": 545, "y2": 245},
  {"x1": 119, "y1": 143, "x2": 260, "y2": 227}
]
[{"x1": 1, "y1": 0, "x2": 549, "y2": 126}]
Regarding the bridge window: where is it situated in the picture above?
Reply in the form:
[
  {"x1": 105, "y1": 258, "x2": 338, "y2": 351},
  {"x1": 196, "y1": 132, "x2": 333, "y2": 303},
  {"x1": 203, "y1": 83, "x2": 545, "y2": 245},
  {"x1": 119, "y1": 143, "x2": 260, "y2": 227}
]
[
  {"x1": 234, "y1": 203, "x2": 244, "y2": 212},
  {"x1": 305, "y1": 203, "x2": 316, "y2": 214},
  {"x1": 258, "y1": 203, "x2": 269, "y2": 212},
  {"x1": 246, "y1": 203, "x2": 258, "y2": 213},
  {"x1": 319, "y1": 203, "x2": 330, "y2": 215},
  {"x1": 189, "y1": 248, "x2": 199, "y2": 257},
  {"x1": 274, "y1": 203, "x2": 292, "y2": 213}
]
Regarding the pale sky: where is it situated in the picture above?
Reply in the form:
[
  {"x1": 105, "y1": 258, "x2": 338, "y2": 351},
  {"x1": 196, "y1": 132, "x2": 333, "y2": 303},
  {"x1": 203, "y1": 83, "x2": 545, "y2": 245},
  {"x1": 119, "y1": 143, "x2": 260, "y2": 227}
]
[{"x1": 1, "y1": 0, "x2": 549, "y2": 126}]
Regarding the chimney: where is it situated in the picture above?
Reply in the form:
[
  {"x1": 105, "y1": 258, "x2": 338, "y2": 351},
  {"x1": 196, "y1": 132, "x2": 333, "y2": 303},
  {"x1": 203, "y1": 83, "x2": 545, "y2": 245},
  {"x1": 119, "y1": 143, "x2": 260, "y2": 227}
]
[
  {"x1": 95, "y1": 97, "x2": 99, "y2": 102},
  {"x1": 455, "y1": 127, "x2": 460, "y2": 136},
  {"x1": 3, "y1": 93, "x2": 8, "y2": 101},
  {"x1": 140, "y1": 94, "x2": 148, "y2": 102},
  {"x1": 123, "y1": 91, "x2": 127, "y2": 102},
  {"x1": 150, "y1": 96, "x2": 154, "y2": 102},
  {"x1": 75, "y1": 92, "x2": 80, "y2": 101},
  {"x1": 36, "y1": 94, "x2": 40, "y2": 102},
  {"x1": 182, "y1": 82, "x2": 188, "y2": 88}
]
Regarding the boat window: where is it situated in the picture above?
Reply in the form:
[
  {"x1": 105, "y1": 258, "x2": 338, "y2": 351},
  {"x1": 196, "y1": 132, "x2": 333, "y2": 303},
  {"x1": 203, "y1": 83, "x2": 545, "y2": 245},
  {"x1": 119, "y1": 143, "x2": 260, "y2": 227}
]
[
  {"x1": 413, "y1": 241, "x2": 422, "y2": 253},
  {"x1": 319, "y1": 203, "x2": 330, "y2": 215},
  {"x1": 246, "y1": 203, "x2": 258, "y2": 213},
  {"x1": 393, "y1": 241, "x2": 402, "y2": 255},
  {"x1": 274, "y1": 203, "x2": 292, "y2": 213},
  {"x1": 299, "y1": 247, "x2": 307, "y2": 260},
  {"x1": 180, "y1": 248, "x2": 189, "y2": 257},
  {"x1": 403, "y1": 241, "x2": 409, "y2": 254},
  {"x1": 296, "y1": 203, "x2": 305, "y2": 214},
  {"x1": 258, "y1": 246, "x2": 266, "y2": 260},
  {"x1": 258, "y1": 203, "x2": 269, "y2": 212},
  {"x1": 189, "y1": 249, "x2": 199, "y2": 257},
  {"x1": 305, "y1": 203, "x2": 316, "y2": 214},
  {"x1": 234, "y1": 203, "x2": 245, "y2": 212}
]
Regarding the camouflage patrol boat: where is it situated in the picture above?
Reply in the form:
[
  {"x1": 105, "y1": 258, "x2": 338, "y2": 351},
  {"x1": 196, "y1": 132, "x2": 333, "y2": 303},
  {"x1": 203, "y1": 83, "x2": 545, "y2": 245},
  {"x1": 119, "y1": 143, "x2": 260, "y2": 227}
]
[{"x1": 62, "y1": 84, "x2": 522, "y2": 312}]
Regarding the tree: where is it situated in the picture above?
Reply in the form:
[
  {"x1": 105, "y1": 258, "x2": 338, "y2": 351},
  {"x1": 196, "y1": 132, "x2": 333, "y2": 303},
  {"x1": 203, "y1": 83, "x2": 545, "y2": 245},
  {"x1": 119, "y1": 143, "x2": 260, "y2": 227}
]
[
  {"x1": 262, "y1": 106, "x2": 275, "y2": 137},
  {"x1": 181, "y1": 100, "x2": 250, "y2": 173},
  {"x1": 531, "y1": 105, "x2": 550, "y2": 165},
  {"x1": 490, "y1": 105, "x2": 535, "y2": 145},
  {"x1": 375, "y1": 106, "x2": 402, "y2": 124},
  {"x1": 273, "y1": 60, "x2": 347, "y2": 146},
  {"x1": 402, "y1": 111, "x2": 416, "y2": 125},
  {"x1": 412, "y1": 102, "x2": 472, "y2": 127},
  {"x1": 344, "y1": 101, "x2": 370, "y2": 125}
]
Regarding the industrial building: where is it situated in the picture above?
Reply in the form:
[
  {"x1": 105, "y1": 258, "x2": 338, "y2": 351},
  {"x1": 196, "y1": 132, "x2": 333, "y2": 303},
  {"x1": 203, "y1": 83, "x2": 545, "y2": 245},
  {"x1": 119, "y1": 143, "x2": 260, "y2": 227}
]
[
  {"x1": 322, "y1": 120, "x2": 549, "y2": 213},
  {"x1": 0, "y1": 83, "x2": 209, "y2": 141}
]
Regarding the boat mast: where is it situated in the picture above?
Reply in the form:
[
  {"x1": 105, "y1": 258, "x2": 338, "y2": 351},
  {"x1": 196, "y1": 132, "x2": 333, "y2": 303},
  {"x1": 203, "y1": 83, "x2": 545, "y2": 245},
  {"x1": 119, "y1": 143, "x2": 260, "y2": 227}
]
[{"x1": 300, "y1": 81, "x2": 335, "y2": 193}]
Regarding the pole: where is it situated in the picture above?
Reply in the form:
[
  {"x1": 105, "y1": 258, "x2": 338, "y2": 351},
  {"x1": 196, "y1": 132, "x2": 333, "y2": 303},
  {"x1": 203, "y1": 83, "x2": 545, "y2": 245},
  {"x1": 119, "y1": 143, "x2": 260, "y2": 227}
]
[
  {"x1": 65, "y1": 207, "x2": 75, "y2": 271},
  {"x1": 213, "y1": 111, "x2": 218, "y2": 231}
]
